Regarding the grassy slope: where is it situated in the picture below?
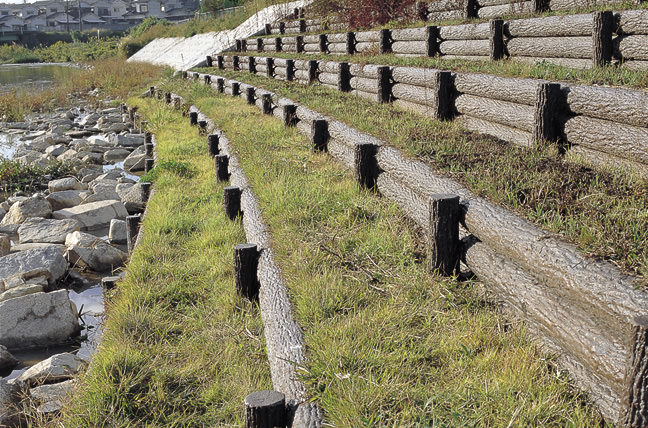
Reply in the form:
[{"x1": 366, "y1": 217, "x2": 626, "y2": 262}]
[
  {"x1": 236, "y1": 51, "x2": 648, "y2": 89},
  {"x1": 193, "y1": 69, "x2": 648, "y2": 283},
  {"x1": 162, "y1": 79, "x2": 609, "y2": 427},
  {"x1": 55, "y1": 99, "x2": 272, "y2": 427}
]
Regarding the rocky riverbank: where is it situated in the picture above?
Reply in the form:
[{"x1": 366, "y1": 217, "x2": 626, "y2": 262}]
[{"x1": 0, "y1": 92, "x2": 151, "y2": 425}]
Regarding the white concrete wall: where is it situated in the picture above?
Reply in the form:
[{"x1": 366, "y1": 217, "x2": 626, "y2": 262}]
[{"x1": 128, "y1": 1, "x2": 310, "y2": 70}]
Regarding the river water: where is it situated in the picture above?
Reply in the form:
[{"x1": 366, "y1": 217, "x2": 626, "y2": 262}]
[{"x1": 0, "y1": 63, "x2": 76, "y2": 95}]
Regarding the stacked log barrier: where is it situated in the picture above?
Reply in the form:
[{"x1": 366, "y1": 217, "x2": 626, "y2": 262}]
[
  {"x1": 214, "y1": 53, "x2": 648, "y2": 173},
  {"x1": 234, "y1": 9, "x2": 648, "y2": 69},
  {"x1": 186, "y1": 71, "x2": 648, "y2": 426},
  {"x1": 167, "y1": 90, "x2": 323, "y2": 428},
  {"x1": 614, "y1": 10, "x2": 648, "y2": 70},
  {"x1": 391, "y1": 26, "x2": 438, "y2": 57}
]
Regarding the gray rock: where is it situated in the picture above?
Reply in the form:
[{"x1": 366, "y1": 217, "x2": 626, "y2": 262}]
[
  {"x1": 52, "y1": 199, "x2": 128, "y2": 230},
  {"x1": 18, "y1": 217, "x2": 81, "y2": 244},
  {"x1": 0, "y1": 283, "x2": 44, "y2": 302},
  {"x1": 0, "y1": 345, "x2": 18, "y2": 371},
  {"x1": 0, "y1": 246, "x2": 68, "y2": 287},
  {"x1": 30, "y1": 379, "x2": 76, "y2": 414},
  {"x1": 56, "y1": 149, "x2": 78, "y2": 162},
  {"x1": 79, "y1": 113, "x2": 99, "y2": 126},
  {"x1": 94, "y1": 170, "x2": 123, "y2": 182},
  {"x1": 108, "y1": 133, "x2": 144, "y2": 148},
  {"x1": 81, "y1": 152, "x2": 104, "y2": 164},
  {"x1": 123, "y1": 145, "x2": 146, "y2": 172},
  {"x1": 81, "y1": 172, "x2": 101, "y2": 183},
  {"x1": 0, "y1": 234, "x2": 9, "y2": 257},
  {"x1": 0, "y1": 224, "x2": 20, "y2": 236},
  {"x1": 46, "y1": 190, "x2": 87, "y2": 211},
  {"x1": 48, "y1": 177, "x2": 85, "y2": 193},
  {"x1": 65, "y1": 231, "x2": 127, "y2": 272},
  {"x1": 45, "y1": 144, "x2": 67, "y2": 157},
  {"x1": 10, "y1": 243, "x2": 66, "y2": 255},
  {"x1": 0, "y1": 378, "x2": 20, "y2": 426},
  {"x1": 108, "y1": 219, "x2": 126, "y2": 244},
  {"x1": 102, "y1": 123, "x2": 130, "y2": 133},
  {"x1": 19, "y1": 353, "x2": 86, "y2": 386},
  {"x1": 116, "y1": 183, "x2": 145, "y2": 213},
  {"x1": 1, "y1": 195, "x2": 52, "y2": 226},
  {"x1": 0, "y1": 290, "x2": 80, "y2": 350},
  {"x1": 104, "y1": 148, "x2": 131, "y2": 162}
]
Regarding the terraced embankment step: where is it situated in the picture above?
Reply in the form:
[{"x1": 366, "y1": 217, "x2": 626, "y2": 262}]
[
  {"x1": 149, "y1": 77, "x2": 616, "y2": 426},
  {"x1": 174, "y1": 71, "x2": 648, "y2": 426}
]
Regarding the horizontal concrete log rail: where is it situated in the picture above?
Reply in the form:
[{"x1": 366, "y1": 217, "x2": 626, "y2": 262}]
[
  {"x1": 187, "y1": 69, "x2": 648, "y2": 426},
  {"x1": 416, "y1": 0, "x2": 642, "y2": 23},
  {"x1": 236, "y1": 9, "x2": 648, "y2": 69},
  {"x1": 160, "y1": 90, "x2": 322, "y2": 428},
  {"x1": 213, "y1": 54, "x2": 648, "y2": 174}
]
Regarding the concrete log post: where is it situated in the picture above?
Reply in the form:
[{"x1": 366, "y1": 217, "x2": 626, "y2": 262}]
[
  {"x1": 299, "y1": 19, "x2": 307, "y2": 33},
  {"x1": 275, "y1": 37, "x2": 282, "y2": 52},
  {"x1": 262, "y1": 94, "x2": 273, "y2": 115},
  {"x1": 354, "y1": 143, "x2": 379, "y2": 190},
  {"x1": 416, "y1": 1, "x2": 429, "y2": 21},
  {"x1": 246, "y1": 87, "x2": 256, "y2": 105},
  {"x1": 380, "y1": 29, "x2": 392, "y2": 54},
  {"x1": 286, "y1": 59, "x2": 295, "y2": 81},
  {"x1": 428, "y1": 194, "x2": 460, "y2": 276},
  {"x1": 297, "y1": 35, "x2": 305, "y2": 53},
  {"x1": 189, "y1": 111, "x2": 198, "y2": 126},
  {"x1": 233, "y1": 55, "x2": 240, "y2": 71},
  {"x1": 257, "y1": 38, "x2": 263, "y2": 52},
  {"x1": 279, "y1": 22, "x2": 285, "y2": 34},
  {"x1": 283, "y1": 104, "x2": 298, "y2": 127},
  {"x1": 217, "y1": 78, "x2": 225, "y2": 93},
  {"x1": 144, "y1": 158, "x2": 154, "y2": 173},
  {"x1": 149, "y1": 86, "x2": 155, "y2": 96},
  {"x1": 266, "y1": 57, "x2": 274, "y2": 77},
  {"x1": 241, "y1": 39, "x2": 247, "y2": 52},
  {"x1": 308, "y1": 60, "x2": 318, "y2": 84},
  {"x1": 203, "y1": 75, "x2": 211, "y2": 85},
  {"x1": 311, "y1": 119, "x2": 329, "y2": 152},
  {"x1": 533, "y1": 82, "x2": 562, "y2": 145},
  {"x1": 236, "y1": 39, "x2": 242, "y2": 52},
  {"x1": 126, "y1": 214, "x2": 141, "y2": 254},
  {"x1": 164, "y1": 92, "x2": 171, "y2": 104},
  {"x1": 198, "y1": 120, "x2": 208, "y2": 136},
  {"x1": 248, "y1": 56, "x2": 256, "y2": 73},
  {"x1": 338, "y1": 62, "x2": 352, "y2": 92},
  {"x1": 265, "y1": 23, "x2": 272, "y2": 35},
  {"x1": 490, "y1": 19, "x2": 504, "y2": 60},
  {"x1": 145, "y1": 132, "x2": 152, "y2": 144},
  {"x1": 426, "y1": 26, "x2": 440, "y2": 57},
  {"x1": 208, "y1": 134, "x2": 220, "y2": 157},
  {"x1": 206, "y1": 55, "x2": 213, "y2": 67},
  {"x1": 319, "y1": 34, "x2": 328, "y2": 53},
  {"x1": 234, "y1": 244, "x2": 261, "y2": 301},
  {"x1": 232, "y1": 82, "x2": 241, "y2": 96},
  {"x1": 224, "y1": 186, "x2": 243, "y2": 220},
  {"x1": 619, "y1": 316, "x2": 648, "y2": 428},
  {"x1": 181, "y1": 71, "x2": 188, "y2": 79},
  {"x1": 215, "y1": 154, "x2": 230, "y2": 182},
  {"x1": 593, "y1": 11, "x2": 614, "y2": 67},
  {"x1": 377, "y1": 66, "x2": 392, "y2": 104},
  {"x1": 346, "y1": 32, "x2": 355, "y2": 55},
  {"x1": 144, "y1": 143, "x2": 153, "y2": 157},
  {"x1": 533, "y1": 0, "x2": 550, "y2": 12},
  {"x1": 244, "y1": 391, "x2": 287, "y2": 428},
  {"x1": 217, "y1": 55, "x2": 224, "y2": 70},
  {"x1": 141, "y1": 182, "x2": 152, "y2": 201},
  {"x1": 464, "y1": 0, "x2": 477, "y2": 18}
]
